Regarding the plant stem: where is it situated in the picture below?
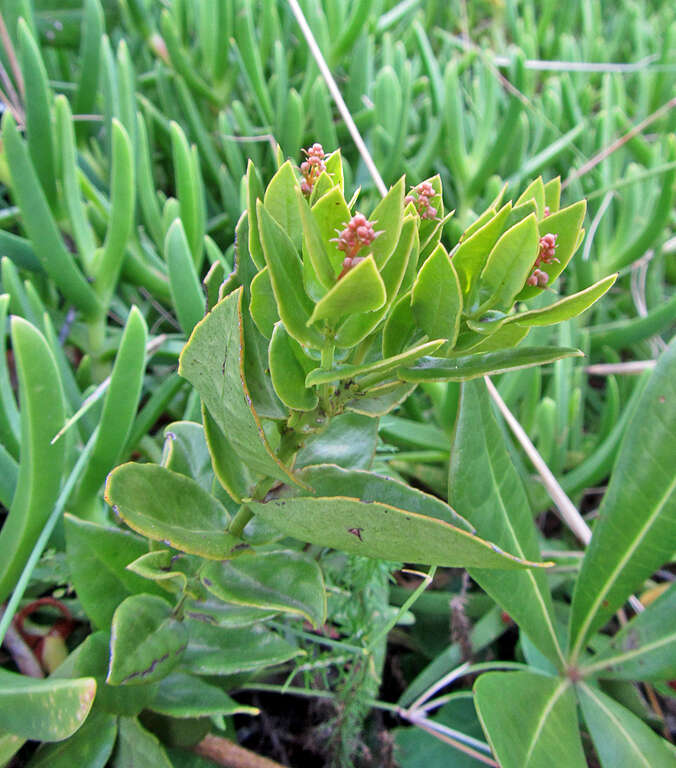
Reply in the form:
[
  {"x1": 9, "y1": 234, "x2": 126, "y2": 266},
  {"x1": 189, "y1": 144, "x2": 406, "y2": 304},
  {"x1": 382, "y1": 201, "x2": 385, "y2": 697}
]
[{"x1": 228, "y1": 506, "x2": 254, "y2": 539}]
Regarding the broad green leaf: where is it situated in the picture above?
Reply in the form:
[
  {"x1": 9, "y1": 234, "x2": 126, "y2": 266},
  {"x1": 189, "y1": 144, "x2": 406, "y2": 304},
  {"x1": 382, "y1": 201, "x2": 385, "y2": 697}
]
[
  {"x1": 150, "y1": 673, "x2": 257, "y2": 718},
  {"x1": 308, "y1": 255, "x2": 386, "y2": 326},
  {"x1": 515, "y1": 176, "x2": 546, "y2": 218},
  {"x1": 311, "y1": 185, "x2": 351, "y2": 276},
  {"x1": 382, "y1": 290, "x2": 417, "y2": 358},
  {"x1": 249, "y1": 267, "x2": 279, "y2": 338},
  {"x1": 297, "y1": 186, "x2": 334, "y2": 289},
  {"x1": 166, "y1": 219, "x2": 205, "y2": 335},
  {"x1": 580, "y1": 582, "x2": 676, "y2": 682},
  {"x1": 325, "y1": 149, "x2": 344, "y2": 191},
  {"x1": 202, "y1": 407, "x2": 255, "y2": 503},
  {"x1": 479, "y1": 213, "x2": 539, "y2": 311},
  {"x1": 517, "y1": 200, "x2": 587, "y2": 301},
  {"x1": 250, "y1": 467, "x2": 550, "y2": 569},
  {"x1": 241, "y1": 310, "x2": 288, "y2": 420},
  {"x1": 577, "y1": 683, "x2": 674, "y2": 768},
  {"x1": 27, "y1": 710, "x2": 116, "y2": 768},
  {"x1": 161, "y1": 422, "x2": 212, "y2": 491},
  {"x1": 449, "y1": 381, "x2": 564, "y2": 666},
  {"x1": 70, "y1": 632, "x2": 156, "y2": 717},
  {"x1": 264, "y1": 160, "x2": 302, "y2": 248},
  {"x1": 108, "y1": 595, "x2": 187, "y2": 685},
  {"x1": 452, "y1": 202, "x2": 512, "y2": 296},
  {"x1": 461, "y1": 207, "x2": 496, "y2": 241},
  {"x1": 399, "y1": 347, "x2": 582, "y2": 382},
  {"x1": 257, "y1": 202, "x2": 322, "y2": 347},
  {"x1": 474, "y1": 672, "x2": 584, "y2": 768},
  {"x1": 105, "y1": 464, "x2": 238, "y2": 558},
  {"x1": 455, "y1": 323, "x2": 530, "y2": 355},
  {"x1": 184, "y1": 596, "x2": 276, "y2": 628},
  {"x1": 179, "y1": 288, "x2": 302, "y2": 485},
  {"x1": 245, "y1": 161, "x2": 265, "y2": 270},
  {"x1": 74, "y1": 306, "x2": 147, "y2": 512},
  {"x1": 0, "y1": 318, "x2": 66, "y2": 603},
  {"x1": 411, "y1": 244, "x2": 462, "y2": 346},
  {"x1": 114, "y1": 717, "x2": 172, "y2": 768},
  {"x1": 0, "y1": 668, "x2": 95, "y2": 742},
  {"x1": 346, "y1": 381, "x2": 416, "y2": 418},
  {"x1": 269, "y1": 323, "x2": 317, "y2": 411},
  {"x1": 296, "y1": 413, "x2": 378, "y2": 469},
  {"x1": 543, "y1": 176, "x2": 561, "y2": 213},
  {"x1": 202, "y1": 550, "x2": 326, "y2": 627},
  {"x1": 65, "y1": 515, "x2": 166, "y2": 629},
  {"x1": 183, "y1": 623, "x2": 302, "y2": 675},
  {"x1": 306, "y1": 339, "x2": 445, "y2": 387},
  {"x1": 569, "y1": 338, "x2": 676, "y2": 661},
  {"x1": 369, "y1": 176, "x2": 405, "y2": 267},
  {"x1": 0, "y1": 731, "x2": 24, "y2": 767}
]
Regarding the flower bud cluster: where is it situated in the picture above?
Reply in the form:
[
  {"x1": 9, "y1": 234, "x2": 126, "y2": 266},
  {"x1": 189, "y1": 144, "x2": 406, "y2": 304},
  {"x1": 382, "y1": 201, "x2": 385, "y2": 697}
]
[
  {"x1": 300, "y1": 143, "x2": 326, "y2": 196},
  {"x1": 405, "y1": 181, "x2": 438, "y2": 220},
  {"x1": 527, "y1": 232, "x2": 559, "y2": 287},
  {"x1": 333, "y1": 214, "x2": 382, "y2": 279}
]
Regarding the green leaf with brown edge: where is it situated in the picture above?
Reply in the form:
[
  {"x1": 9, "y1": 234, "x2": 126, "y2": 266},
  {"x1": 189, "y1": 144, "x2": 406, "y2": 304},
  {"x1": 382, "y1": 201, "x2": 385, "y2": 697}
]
[
  {"x1": 182, "y1": 623, "x2": 302, "y2": 675},
  {"x1": 517, "y1": 200, "x2": 587, "y2": 301},
  {"x1": 577, "y1": 683, "x2": 674, "y2": 768},
  {"x1": 478, "y1": 213, "x2": 539, "y2": 311},
  {"x1": 543, "y1": 176, "x2": 561, "y2": 213},
  {"x1": 449, "y1": 380, "x2": 565, "y2": 667},
  {"x1": 0, "y1": 668, "x2": 96, "y2": 742},
  {"x1": 257, "y1": 201, "x2": 323, "y2": 348},
  {"x1": 579, "y1": 582, "x2": 676, "y2": 682},
  {"x1": 65, "y1": 515, "x2": 166, "y2": 629},
  {"x1": 368, "y1": 176, "x2": 405, "y2": 268},
  {"x1": 161, "y1": 422, "x2": 212, "y2": 492},
  {"x1": 108, "y1": 594, "x2": 187, "y2": 686},
  {"x1": 474, "y1": 672, "x2": 584, "y2": 768},
  {"x1": 263, "y1": 160, "x2": 302, "y2": 248},
  {"x1": 452, "y1": 202, "x2": 512, "y2": 296},
  {"x1": 241, "y1": 309, "x2": 287, "y2": 420},
  {"x1": 297, "y1": 186, "x2": 334, "y2": 289},
  {"x1": 568, "y1": 337, "x2": 676, "y2": 662},
  {"x1": 411, "y1": 243, "x2": 462, "y2": 347},
  {"x1": 306, "y1": 339, "x2": 445, "y2": 387},
  {"x1": 179, "y1": 288, "x2": 302, "y2": 485},
  {"x1": 201, "y1": 550, "x2": 326, "y2": 627},
  {"x1": 269, "y1": 322, "x2": 318, "y2": 411},
  {"x1": 308, "y1": 255, "x2": 386, "y2": 326},
  {"x1": 202, "y1": 406, "x2": 255, "y2": 503},
  {"x1": 249, "y1": 267, "x2": 279, "y2": 339},
  {"x1": 399, "y1": 346, "x2": 582, "y2": 382},
  {"x1": 250, "y1": 467, "x2": 551, "y2": 569},
  {"x1": 126, "y1": 551, "x2": 198, "y2": 596},
  {"x1": 149, "y1": 673, "x2": 258, "y2": 719},
  {"x1": 105, "y1": 463, "x2": 238, "y2": 559},
  {"x1": 454, "y1": 323, "x2": 530, "y2": 355}
]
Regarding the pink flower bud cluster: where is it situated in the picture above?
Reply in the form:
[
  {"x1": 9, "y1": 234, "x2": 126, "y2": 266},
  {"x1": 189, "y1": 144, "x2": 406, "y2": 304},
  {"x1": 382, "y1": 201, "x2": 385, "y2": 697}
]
[
  {"x1": 405, "y1": 181, "x2": 438, "y2": 220},
  {"x1": 526, "y1": 232, "x2": 559, "y2": 287},
  {"x1": 332, "y1": 214, "x2": 382, "y2": 279},
  {"x1": 300, "y1": 143, "x2": 326, "y2": 196}
]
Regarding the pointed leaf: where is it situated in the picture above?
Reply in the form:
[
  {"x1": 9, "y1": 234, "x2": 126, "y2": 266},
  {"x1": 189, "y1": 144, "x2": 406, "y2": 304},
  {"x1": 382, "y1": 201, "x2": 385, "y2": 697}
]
[
  {"x1": 569, "y1": 338, "x2": 676, "y2": 660},
  {"x1": 179, "y1": 288, "x2": 303, "y2": 485},
  {"x1": 581, "y1": 582, "x2": 676, "y2": 682},
  {"x1": 577, "y1": 683, "x2": 674, "y2": 768},
  {"x1": 249, "y1": 267, "x2": 279, "y2": 338},
  {"x1": 369, "y1": 176, "x2": 405, "y2": 267},
  {"x1": 115, "y1": 717, "x2": 172, "y2": 768},
  {"x1": 108, "y1": 595, "x2": 187, "y2": 685},
  {"x1": 311, "y1": 185, "x2": 352, "y2": 276},
  {"x1": 308, "y1": 255, "x2": 386, "y2": 326},
  {"x1": 269, "y1": 323, "x2": 317, "y2": 411},
  {"x1": 450, "y1": 381, "x2": 564, "y2": 665},
  {"x1": 399, "y1": 347, "x2": 583, "y2": 382},
  {"x1": 479, "y1": 213, "x2": 539, "y2": 311},
  {"x1": 105, "y1": 463, "x2": 238, "y2": 559},
  {"x1": 202, "y1": 550, "x2": 326, "y2": 627},
  {"x1": 150, "y1": 673, "x2": 257, "y2": 718},
  {"x1": 474, "y1": 672, "x2": 584, "y2": 768},
  {"x1": 515, "y1": 177, "x2": 546, "y2": 218},
  {"x1": 257, "y1": 201, "x2": 322, "y2": 347},
  {"x1": 264, "y1": 160, "x2": 302, "y2": 248},
  {"x1": 297, "y1": 186, "x2": 334, "y2": 289},
  {"x1": 411, "y1": 243, "x2": 462, "y2": 346}
]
